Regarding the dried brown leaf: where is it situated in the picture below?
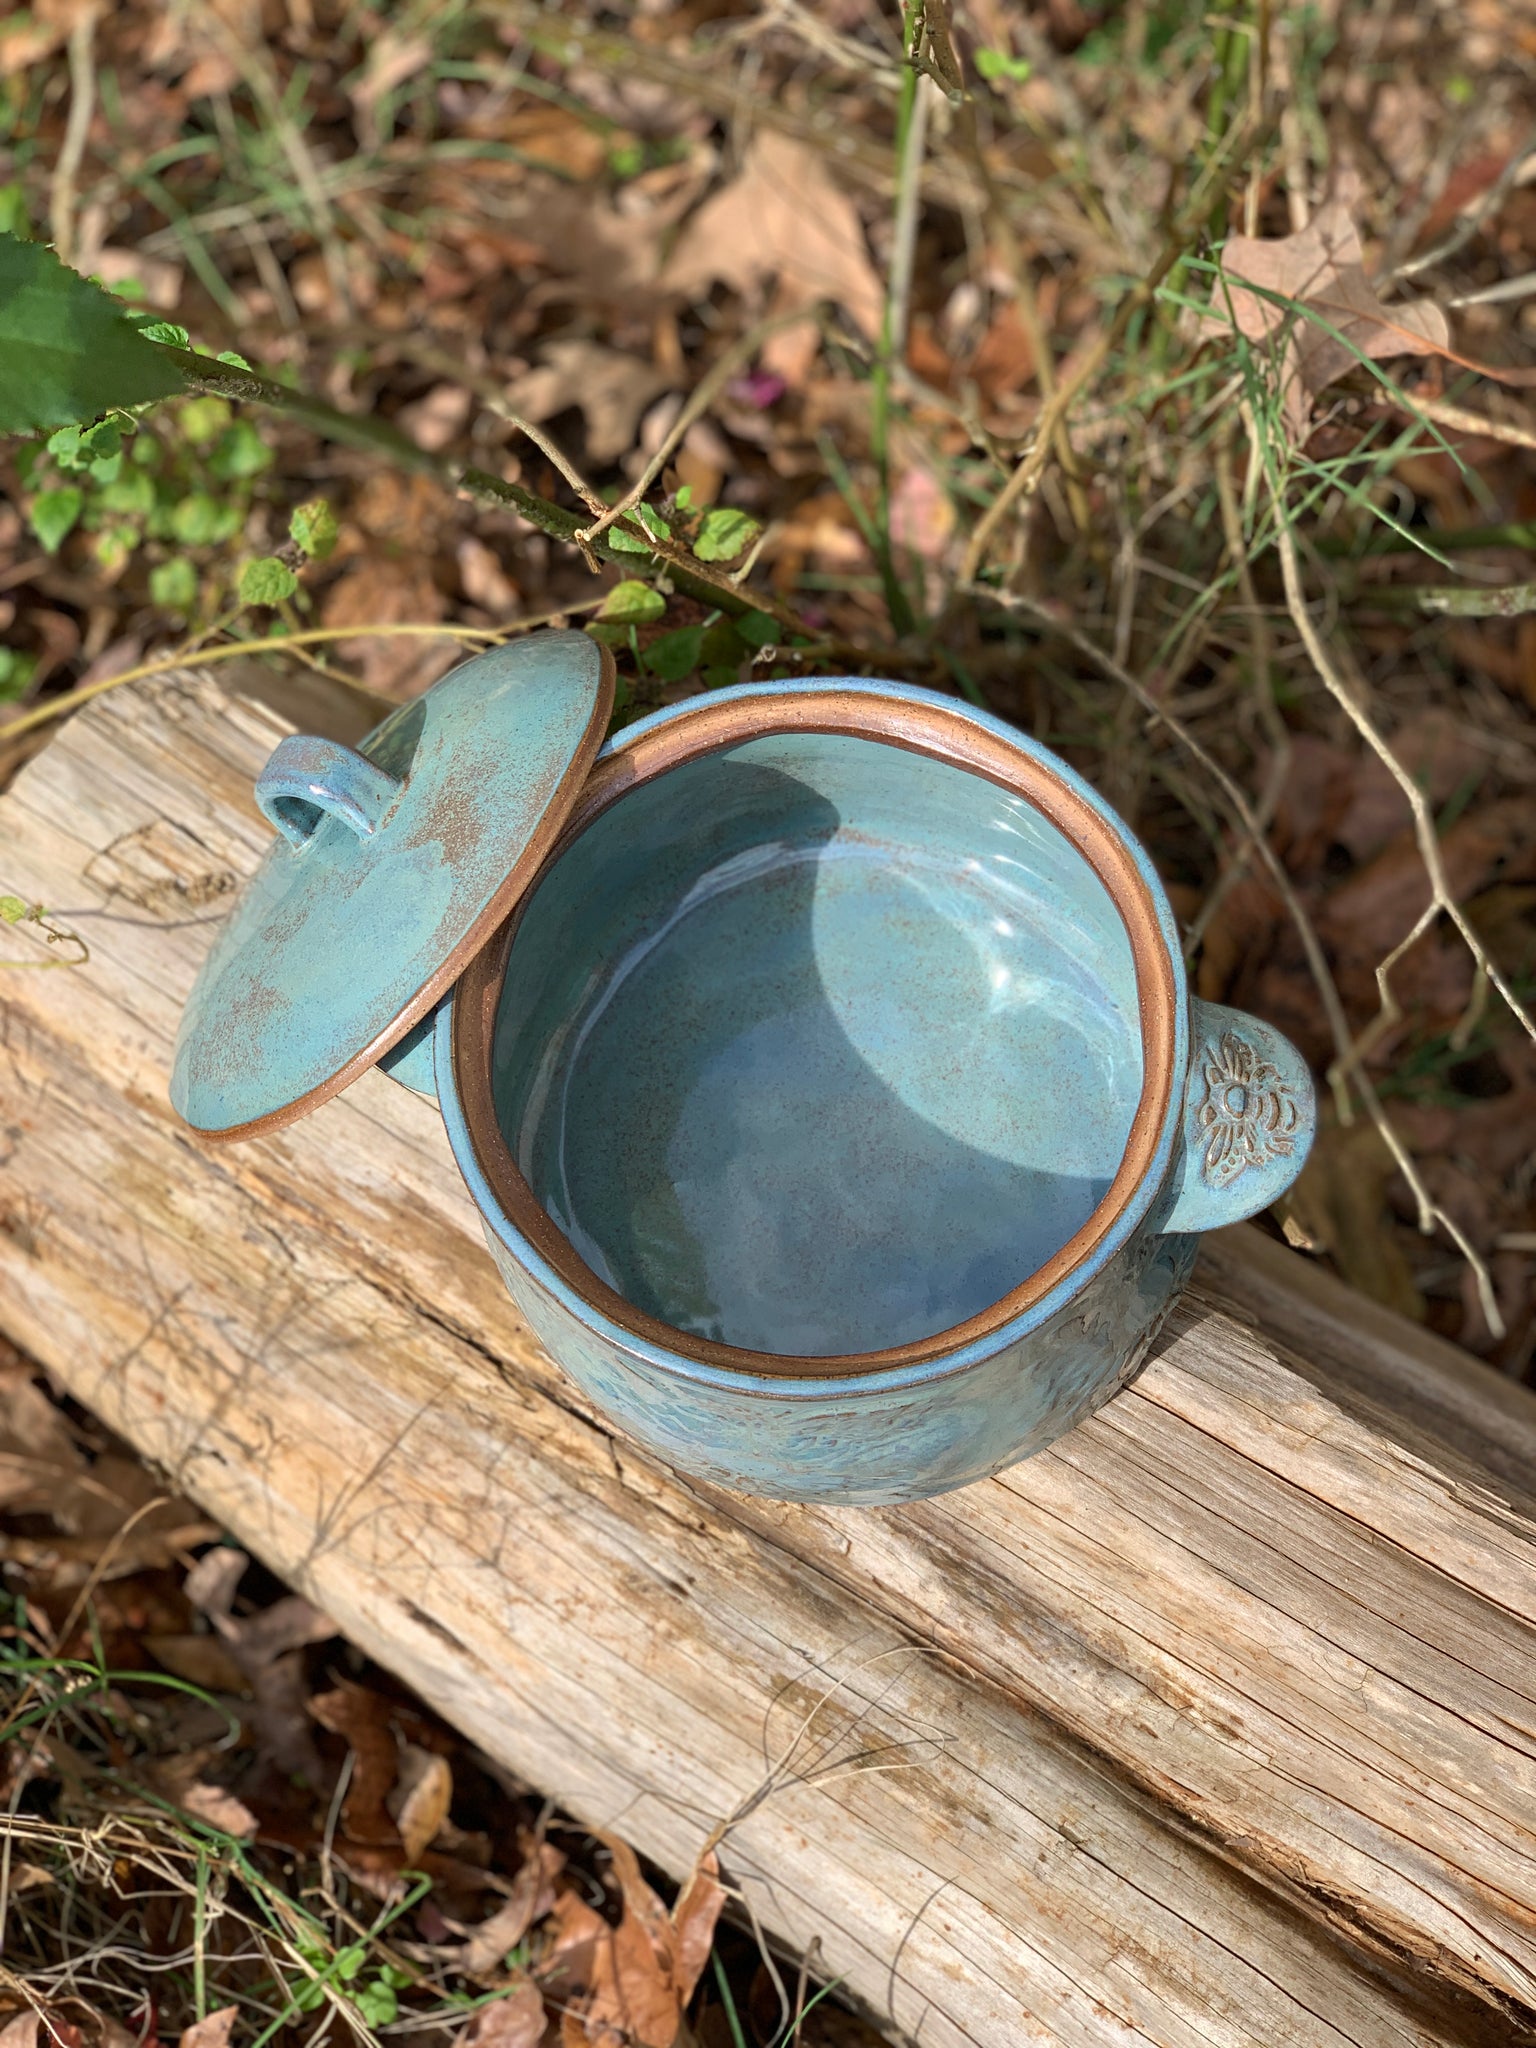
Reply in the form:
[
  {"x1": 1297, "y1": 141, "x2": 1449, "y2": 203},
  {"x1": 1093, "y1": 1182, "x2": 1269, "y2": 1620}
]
[
  {"x1": 391, "y1": 1741, "x2": 453, "y2": 1863},
  {"x1": 0, "y1": 2015, "x2": 38, "y2": 2048},
  {"x1": 506, "y1": 340, "x2": 669, "y2": 465},
  {"x1": 1207, "y1": 173, "x2": 1451, "y2": 438},
  {"x1": 179, "y1": 1782, "x2": 259, "y2": 1840},
  {"x1": 453, "y1": 1979, "x2": 547, "y2": 2048},
  {"x1": 462, "y1": 1839, "x2": 565, "y2": 1977},
  {"x1": 309, "y1": 1681, "x2": 401, "y2": 1845},
  {"x1": 665, "y1": 128, "x2": 883, "y2": 349},
  {"x1": 670, "y1": 1851, "x2": 726, "y2": 2005},
  {"x1": 178, "y1": 2010, "x2": 238, "y2": 2048},
  {"x1": 186, "y1": 1550, "x2": 336, "y2": 1780}
]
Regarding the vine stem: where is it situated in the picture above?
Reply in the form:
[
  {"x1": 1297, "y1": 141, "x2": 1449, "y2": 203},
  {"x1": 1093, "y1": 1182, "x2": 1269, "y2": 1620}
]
[{"x1": 150, "y1": 345, "x2": 807, "y2": 634}]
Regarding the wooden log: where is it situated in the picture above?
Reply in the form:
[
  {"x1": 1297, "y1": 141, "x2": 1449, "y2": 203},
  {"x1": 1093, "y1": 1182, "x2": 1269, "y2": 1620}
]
[{"x1": 3, "y1": 667, "x2": 1536, "y2": 2047}]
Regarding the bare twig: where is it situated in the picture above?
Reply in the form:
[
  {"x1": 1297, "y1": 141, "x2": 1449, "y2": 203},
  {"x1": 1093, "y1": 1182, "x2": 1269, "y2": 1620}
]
[
  {"x1": 575, "y1": 306, "x2": 827, "y2": 554},
  {"x1": 48, "y1": 8, "x2": 98, "y2": 264}
]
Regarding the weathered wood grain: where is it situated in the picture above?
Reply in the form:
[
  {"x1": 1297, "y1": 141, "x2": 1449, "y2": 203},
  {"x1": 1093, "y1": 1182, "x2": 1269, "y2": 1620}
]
[{"x1": 2, "y1": 670, "x2": 1535, "y2": 2046}]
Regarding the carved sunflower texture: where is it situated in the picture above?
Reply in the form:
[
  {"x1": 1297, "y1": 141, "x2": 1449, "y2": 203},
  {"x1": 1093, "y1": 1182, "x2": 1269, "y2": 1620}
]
[{"x1": 1194, "y1": 1031, "x2": 1300, "y2": 1189}]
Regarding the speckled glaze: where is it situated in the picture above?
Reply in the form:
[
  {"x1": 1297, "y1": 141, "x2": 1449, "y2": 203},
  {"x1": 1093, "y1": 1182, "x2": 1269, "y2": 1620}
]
[
  {"x1": 425, "y1": 677, "x2": 1315, "y2": 1505},
  {"x1": 179, "y1": 650, "x2": 1316, "y2": 1504}
]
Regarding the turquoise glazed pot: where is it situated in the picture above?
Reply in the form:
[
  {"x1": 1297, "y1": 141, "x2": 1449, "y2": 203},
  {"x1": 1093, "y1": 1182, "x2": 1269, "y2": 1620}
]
[{"x1": 385, "y1": 676, "x2": 1316, "y2": 1506}]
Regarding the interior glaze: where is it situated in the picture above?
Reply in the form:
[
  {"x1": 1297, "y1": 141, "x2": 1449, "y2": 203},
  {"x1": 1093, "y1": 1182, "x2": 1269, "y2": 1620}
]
[{"x1": 491, "y1": 731, "x2": 1143, "y2": 1358}]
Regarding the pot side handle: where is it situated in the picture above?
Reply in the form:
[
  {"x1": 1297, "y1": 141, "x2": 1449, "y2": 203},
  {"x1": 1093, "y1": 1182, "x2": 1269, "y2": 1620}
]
[{"x1": 1152, "y1": 999, "x2": 1316, "y2": 1236}]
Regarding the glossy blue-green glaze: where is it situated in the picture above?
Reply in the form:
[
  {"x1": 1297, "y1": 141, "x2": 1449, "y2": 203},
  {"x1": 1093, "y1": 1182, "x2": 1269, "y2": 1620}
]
[
  {"x1": 418, "y1": 678, "x2": 1315, "y2": 1505},
  {"x1": 171, "y1": 630, "x2": 608, "y2": 1135}
]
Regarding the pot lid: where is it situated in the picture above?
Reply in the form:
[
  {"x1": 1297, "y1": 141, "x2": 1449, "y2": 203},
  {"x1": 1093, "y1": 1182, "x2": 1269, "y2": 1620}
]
[{"x1": 171, "y1": 629, "x2": 614, "y2": 1139}]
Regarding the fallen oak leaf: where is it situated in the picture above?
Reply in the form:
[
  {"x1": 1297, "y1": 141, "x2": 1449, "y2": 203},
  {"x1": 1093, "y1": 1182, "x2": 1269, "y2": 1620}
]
[
  {"x1": 390, "y1": 1740, "x2": 453, "y2": 1864},
  {"x1": 670, "y1": 1851, "x2": 726, "y2": 2007},
  {"x1": 453, "y1": 1979, "x2": 546, "y2": 2048},
  {"x1": 1204, "y1": 172, "x2": 1450, "y2": 439},
  {"x1": 309, "y1": 1680, "x2": 401, "y2": 1846},
  {"x1": 185, "y1": 1548, "x2": 336, "y2": 1781},
  {"x1": 178, "y1": 2011, "x2": 238, "y2": 2048},
  {"x1": 506, "y1": 340, "x2": 669, "y2": 465},
  {"x1": 664, "y1": 129, "x2": 882, "y2": 382},
  {"x1": 461, "y1": 1838, "x2": 566, "y2": 1978}
]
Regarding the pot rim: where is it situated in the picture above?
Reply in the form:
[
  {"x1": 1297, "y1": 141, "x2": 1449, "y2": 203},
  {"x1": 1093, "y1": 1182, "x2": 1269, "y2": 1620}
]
[{"x1": 448, "y1": 678, "x2": 1187, "y2": 1384}]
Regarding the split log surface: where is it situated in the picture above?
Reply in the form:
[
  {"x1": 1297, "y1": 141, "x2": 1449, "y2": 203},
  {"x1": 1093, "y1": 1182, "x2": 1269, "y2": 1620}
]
[{"x1": 2, "y1": 670, "x2": 1536, "y2": 2047}]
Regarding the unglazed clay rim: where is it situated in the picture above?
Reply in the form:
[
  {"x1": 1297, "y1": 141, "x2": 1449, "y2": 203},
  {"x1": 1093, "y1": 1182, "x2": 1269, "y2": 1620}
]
[{"x1": 454, "y1": 688, "x2": 1180, "y2": 1379}]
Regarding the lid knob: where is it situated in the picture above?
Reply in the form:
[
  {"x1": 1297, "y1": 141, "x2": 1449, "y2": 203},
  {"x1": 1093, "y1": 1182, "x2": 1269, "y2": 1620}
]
[{"x1": 255, "y1": 734, "x2": 404, "y2": 849}]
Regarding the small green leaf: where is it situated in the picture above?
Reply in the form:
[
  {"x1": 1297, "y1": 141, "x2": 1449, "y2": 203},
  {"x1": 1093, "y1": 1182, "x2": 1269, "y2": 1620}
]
[
  {"x1": 692, "y1": 507, "x2": 761, "y2": 563},
  {"x1": 81, "y1": 417, "x2": 122, "y2": 460},
  {"x1": 734, "y1": 609, "x2": 780, "y2": 649},
  {"x1": 356, "y1": 1981, "x2": 399, "y2": 2025},
  {"x1": 46, "y1": 424, "x2": 86, "y2": 469},
  {"x1": 216, "y1": 349, "x2": 252, "y2": 369},
  {"x1": 334, "y1": 1944, "x2": 367, "y2": 1982},
  {"x1": 974, "y1": 47, "x2": 1032, "y2": 82},
  {"x1": 239, "y1": 556, "x2": 299, "y2": 605},
  {"x1": 209, "y1": 418, "x2": 271, "y2": 479},
  {"x1": 170, "y1": 492, "x2": 223, "y2": 545},
  {"x1": 674, "y1": 483, "x2": 695, "y2": 511},
  {"x1": 137, "y1": 319, "x2": 190, "y2": 348},
  {"x1": 289, "y1": 498, "x2": 338, "y2": 559},
  {"x1": 0, "y1": 184, "x2": 29, "y2": 239},
  {"x1": 597, "y1": 578, "x2": 665, "y2": 625},
  {"x1": 149, "y1": 558, "x2": 197, "y2": 611},
  {"x1": 31, "y1": 486, "x2": 83, "y2": 552},
  {"x1": 606, "y1": 525, "x2": 653, "y2": 555},
  {"x1": 0, "y1": 896, "x2": 29, "y2": 922},
  {"x1": 0, "y1": 650, "x2": 37, "y2": 703},
  {"x1": 0, "y1": 236, "x2": 185, "y2": 433},
  {"x1": 100, "y1": 468, "x2": 155, "y2": 517},
  {"x1": 93, "y1": 524, "x2": 137, "y2": 573},
  {"x1": 177, "y1": 395, "x2": 231, "y2": 446},
  {"x1": 643, "y1": 625, "x2": 703, "y2": 682}
]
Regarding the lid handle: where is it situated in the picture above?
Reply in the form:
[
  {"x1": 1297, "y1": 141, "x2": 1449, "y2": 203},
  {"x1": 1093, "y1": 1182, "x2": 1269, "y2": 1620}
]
[{"x1": 255, "y1": 734, "x2": 403, "y2": 850}]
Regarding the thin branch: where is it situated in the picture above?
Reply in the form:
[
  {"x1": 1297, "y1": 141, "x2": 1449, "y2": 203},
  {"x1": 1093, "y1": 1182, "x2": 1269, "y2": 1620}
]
[{"x1": 48, "y1": 8, "x2": 98, "y2": 264}]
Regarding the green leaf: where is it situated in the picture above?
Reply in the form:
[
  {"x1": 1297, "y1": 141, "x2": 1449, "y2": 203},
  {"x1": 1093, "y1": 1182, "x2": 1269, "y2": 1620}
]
[
  {"x1": 597, "y1": 578, "x2": 665, "y2": 625},
  {"x1": 974, "y1": 46, "x2": 1032, "y2": 82},
  {"x1": 606, "y1": 525, "x2": 653, "y2": 555},
  {"x1": 334, "y1": 1944, "x2": 366, "y2": 1982},
  {"x1": 177, "y1": 395, "x2": 231, "y2": 446},
  {"x1": 149, "y1": 558, "x2": 197, "y2": 611},
  {"x1": 692, "y1": 506, "x2": 760, "y2": 563},
  {"x1": 642, "y1": 625, "x2": 703, "y2": 682},
  {"x1": 30, "y1": 486, "x2": 83, "y2": 552},
  {"x1": 356, "y1": 1982, "x2": 399, "y2": 2025},
  {"x1": 169, "y1": 492, "x2": 223, "y2": 545},
  {"x1": 93, "y1": 524, "x2": 137, "y2": 573},
  {"x1": 216, "y1": 349, "x2": 252, "y2": 369},
  {"x1": 289, "y1": 497, "x2": 338, "y2": 559},
  {"x1": 136, "y1": 319, "x2": 190, "y2": 348},
  {"x1": 209, "y1": 418, "x2": 271, "y2": 479},
  {"x1": 0, "y1": 896, "x2": 28, "y2": 923},
  {"x1": 0, "y1": 235, "x2": 185, "y2": 433},
  {"x1": 734, "y1": 609, "x2": 779, "y2": 649},
  {"x1": 0, "y1": 184, "x2": 29, "y2": 239},
  {"x1": 100, "y1": 468, "x2": 155, "y2": 516},
  {"x1": 239, "y1": 555, "x2": 299, "y2": 605},
  {"x1": 0, "y1": 650, "x2": 37, "y2": 703}
]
